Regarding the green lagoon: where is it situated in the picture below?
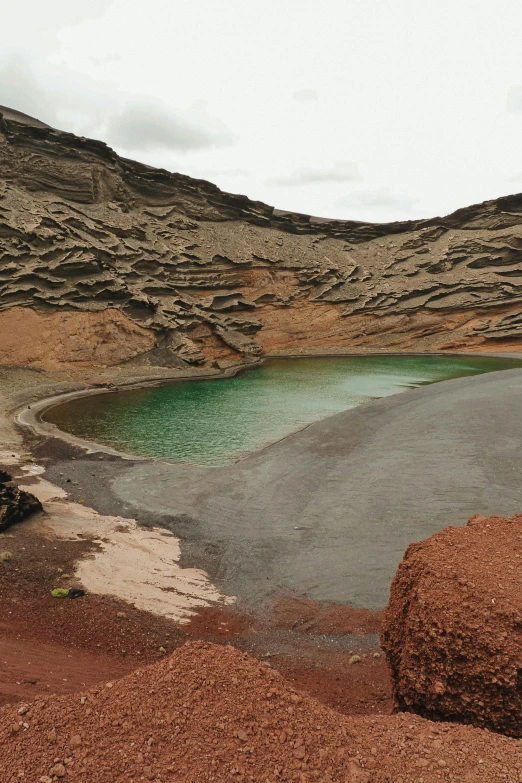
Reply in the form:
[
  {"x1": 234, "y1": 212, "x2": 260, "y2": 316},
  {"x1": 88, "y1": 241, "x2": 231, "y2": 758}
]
[{"x1": 44, "y1": 355, "x2": 522, "y2": 466}]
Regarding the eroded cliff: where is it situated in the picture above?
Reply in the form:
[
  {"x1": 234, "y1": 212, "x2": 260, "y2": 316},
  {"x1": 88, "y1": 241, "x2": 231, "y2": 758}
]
[{"x1": 2, "y1": 107, "x2": 522, "y2": 370}]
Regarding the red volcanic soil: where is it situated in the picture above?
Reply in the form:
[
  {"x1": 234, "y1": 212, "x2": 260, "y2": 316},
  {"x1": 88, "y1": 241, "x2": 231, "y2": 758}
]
[
  {"x1": 3, "y1": 509, "x2": 522, "y2": 779},
  {"x1": 3, "y1": 641, "x2": 522, "y2": 783},
  {"x1": 0, "y1": 524, "x2": 391, "y2": 718},
  {"x1": 183, "y1": 604, "x2": 390, "y2": 718},
  {"x1": 270, "y1": 594, "x2": 383, "y2": 635},
  {"x1": 0, "y1": 526, "x2": 184, "y2": 708},
  {"x1": 383, "y1": 512, "x2": 522, "y2": 737}
]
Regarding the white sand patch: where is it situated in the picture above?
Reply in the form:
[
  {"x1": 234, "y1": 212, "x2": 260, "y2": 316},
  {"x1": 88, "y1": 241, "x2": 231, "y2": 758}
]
[
  {"x1": 19, "y1": 463, "x2": 46, "y2": 476},
  {"x1": 18, "y1": 478, "x2": 67, "y2": 502},
  {"x1": 22, "y1": 474, "x2": 235, "y2": 623},
  {"x1": 0, "y1": 453, "x2": 45, "y2": 475}
]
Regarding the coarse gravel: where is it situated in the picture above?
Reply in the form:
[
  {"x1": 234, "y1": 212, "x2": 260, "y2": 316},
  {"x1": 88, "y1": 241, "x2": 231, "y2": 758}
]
[{"x1": 2, "y1": 641, "x2": 522, "y2": 782}]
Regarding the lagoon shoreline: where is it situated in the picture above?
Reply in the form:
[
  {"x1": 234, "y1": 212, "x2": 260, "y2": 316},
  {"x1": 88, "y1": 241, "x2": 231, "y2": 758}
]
[
  {"x1": 3, "y1": 349, "x2": 521, "y2": 608},
  {"x1": 14, "y1": 349, "x2": 522, "y2": 463}
]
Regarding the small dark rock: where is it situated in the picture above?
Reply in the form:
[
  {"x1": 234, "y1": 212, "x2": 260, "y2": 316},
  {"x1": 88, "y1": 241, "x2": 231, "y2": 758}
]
[{"x1": 68, "y1": 588, "x2": 86, "y2": 599}]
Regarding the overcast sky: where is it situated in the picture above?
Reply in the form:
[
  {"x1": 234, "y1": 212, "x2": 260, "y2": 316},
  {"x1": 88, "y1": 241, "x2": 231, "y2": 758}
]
[{"x1": 2, "y1": 0, "x2": 522, "y2": 222}]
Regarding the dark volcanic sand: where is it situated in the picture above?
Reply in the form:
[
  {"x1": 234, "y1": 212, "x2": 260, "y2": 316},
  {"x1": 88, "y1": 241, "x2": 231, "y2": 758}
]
[{"x1": 42, "y1": 367, "x2": 522, "y2": 609}]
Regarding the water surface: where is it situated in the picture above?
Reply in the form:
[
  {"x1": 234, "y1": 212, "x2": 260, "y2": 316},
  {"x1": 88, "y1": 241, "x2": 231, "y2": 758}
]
[{"x1": 45, "y1": 355, "x2": 522, "y2": 465}]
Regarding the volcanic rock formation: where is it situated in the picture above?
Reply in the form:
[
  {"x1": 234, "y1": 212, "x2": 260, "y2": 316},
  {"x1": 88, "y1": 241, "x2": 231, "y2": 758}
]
[
  {"x1": 2, "y1": 108, "x2": 522, "y2": 370},
  {"x1": 0, "y1": 470, "x2": 42, "y2": 532},
  {"x1": 382, "y1": 512, "x2": 522, "y2": 738}
]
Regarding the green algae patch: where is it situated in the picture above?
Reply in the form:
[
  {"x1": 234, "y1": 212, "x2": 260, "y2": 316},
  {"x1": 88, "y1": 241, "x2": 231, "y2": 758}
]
[{"x1": 51, "y1": 588, "x2": 69, "y2": 598}]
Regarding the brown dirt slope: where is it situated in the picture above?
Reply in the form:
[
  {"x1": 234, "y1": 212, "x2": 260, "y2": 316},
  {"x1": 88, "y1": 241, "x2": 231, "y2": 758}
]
[
  {"x1": 2, "y1": 108, "x2": 522, "y2": 370},
  {"x1": 0, "y1": 507, "x2": 391, "y2": 718},
  {"x1": 3, "y1": 641, "x2": 522, "y2": 783},
  {"x1": 382, "y1": 512, "x2": 522, "y2": 738},
  {"x1": 0, "y1": 307, "x2": 155, "y2": 371}
]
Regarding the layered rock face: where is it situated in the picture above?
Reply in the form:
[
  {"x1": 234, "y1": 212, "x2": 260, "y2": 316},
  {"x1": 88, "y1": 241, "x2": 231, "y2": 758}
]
[
  {"x1": 382, "y1": 513, "x2": 522, "y2": 737},
  {"x1": 2, "y1": 108, "x2": 522, "y2": 370}
]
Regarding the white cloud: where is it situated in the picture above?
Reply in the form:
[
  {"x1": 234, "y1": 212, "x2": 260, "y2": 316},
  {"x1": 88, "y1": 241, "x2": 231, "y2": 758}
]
[
  {"x1": 269, "y1": 162, "x2": 359, "y2": 186},
  {"x1": 107, "y1": 101, "x2": 234, "y2": 153},
  {"x1": 0, "y1": 55, "x2": 234, "y2": 157},
  {"x1": 0, "y1": 60, "x2": 60, "y2": 127},
  {"x1": 213, "y1": 168, "x2": 249, "y2": 178},
  {"x1": 332, "y1": 188, "x2": 418, "y2": 222},
  {"x1": 91, "y1": 53, "x2": 121, "y2": 66},
  {"x1": 55, "y1": 0, "x2": 115, "y2": 24},
  {"x1": 293, "y1": 89, "x2": 318, "y2": 102},
  {"x1": 507, "y1": 85, "x2": 522, "y2": 113},
  {"x1": 336, "y1": 188, "x2": 415, "y2": 211}
]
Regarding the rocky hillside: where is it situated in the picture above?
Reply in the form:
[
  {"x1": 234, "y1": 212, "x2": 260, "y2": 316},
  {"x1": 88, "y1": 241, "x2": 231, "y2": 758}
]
[{"x1": 2, "y1": 107, "x2": 522, "y2": 371}]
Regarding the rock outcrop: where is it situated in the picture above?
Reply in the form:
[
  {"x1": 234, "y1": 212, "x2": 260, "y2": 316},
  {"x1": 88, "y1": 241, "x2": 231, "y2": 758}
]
[
  {"x1": 382, "y1": 512, "x2": 522, "y2": 737},
  {"x1": 0, "y1": 471, "x2": 42, "y2": 532},
  {"x1": 2, "y1": 107, "x2": 522, "y2": 370}
]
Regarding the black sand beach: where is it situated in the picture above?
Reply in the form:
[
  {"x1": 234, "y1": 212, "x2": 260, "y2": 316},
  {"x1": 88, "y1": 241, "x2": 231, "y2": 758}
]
[{"x1": 29, "y1": 363, "x2": 522, "y2": 610}]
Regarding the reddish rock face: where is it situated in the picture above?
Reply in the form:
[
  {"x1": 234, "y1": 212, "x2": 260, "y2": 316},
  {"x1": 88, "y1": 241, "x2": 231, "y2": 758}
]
[
  {"x1": 0, "y1": 307, "x2": 156, "y2": 371},
  {"x1": 382, "y1": 512, "x2": 522, "y2": 737}
]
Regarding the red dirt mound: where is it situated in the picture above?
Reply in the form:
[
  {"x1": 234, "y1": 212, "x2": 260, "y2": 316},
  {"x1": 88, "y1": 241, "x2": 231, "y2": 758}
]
[
  {"x1": 382, "y1": 512, "x2": 522, "y2": 737},
  {"x1": 2, "y1": 641, "x2": 522, "y2": 782}
]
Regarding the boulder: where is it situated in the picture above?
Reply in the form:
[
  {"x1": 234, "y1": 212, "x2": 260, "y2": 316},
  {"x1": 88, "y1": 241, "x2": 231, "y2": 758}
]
[
  {"x1": 382, "y1": 512, "x2": 522, "y2": 736},
  {"x1": 0, "y1": 470, "x2": 42, "y2": 532}
]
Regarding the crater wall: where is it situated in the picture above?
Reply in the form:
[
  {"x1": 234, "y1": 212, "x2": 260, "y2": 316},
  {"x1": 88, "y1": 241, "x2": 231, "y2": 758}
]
[{"x1": 2, "y1": 109, "x2": 522, "y2": 370}]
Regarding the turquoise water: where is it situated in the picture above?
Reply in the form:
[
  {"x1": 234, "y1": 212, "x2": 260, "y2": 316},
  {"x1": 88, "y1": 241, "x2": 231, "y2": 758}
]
[{"x1": 45, "y1": 355, "x2": 522, "y2": 466}]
